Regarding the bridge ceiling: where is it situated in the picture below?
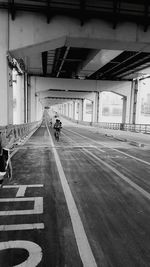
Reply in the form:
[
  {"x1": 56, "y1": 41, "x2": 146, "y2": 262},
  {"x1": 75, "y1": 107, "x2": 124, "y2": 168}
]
[
  {"x1": 1, "y1": 0, "x2": 150, "y2": 30},
  {"x1": 4, "y1": 0, "x2": 150, "y2": 81},
  {"x1": 28, "y1": 46, "x2": 150, "y2": 81}
]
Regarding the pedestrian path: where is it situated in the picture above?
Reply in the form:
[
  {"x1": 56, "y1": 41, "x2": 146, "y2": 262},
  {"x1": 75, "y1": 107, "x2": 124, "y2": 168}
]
[{"x1": 60, "y1": 117, "x2": 150, "y2": 148}]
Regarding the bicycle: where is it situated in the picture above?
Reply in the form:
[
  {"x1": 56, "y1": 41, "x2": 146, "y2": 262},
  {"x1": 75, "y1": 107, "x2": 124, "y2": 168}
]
[{"x1": 54, "y1": 129, "x2": 60, "y2": 141}]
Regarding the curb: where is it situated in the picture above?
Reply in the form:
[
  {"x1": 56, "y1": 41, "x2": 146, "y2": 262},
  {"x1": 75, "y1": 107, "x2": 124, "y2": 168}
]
[
  {"x1": 104, "y1": 133, "x2": 145, "y2": 147},
  {"x1": 128, "y1": 141, "x2": 145, "y2": 147},
  {"x1": 113, "y1": 136, "x2": 127, "y2": 142}
]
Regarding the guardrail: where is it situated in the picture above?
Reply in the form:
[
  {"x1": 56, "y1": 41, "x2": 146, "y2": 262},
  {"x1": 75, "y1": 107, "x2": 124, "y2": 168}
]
[
  {"x1": 60, "y1": 115, "x2": 150, "y2": 134},
  {"x1": 0, "y1": 121, "x2": 41, "y2": 148},
  {"x1": 122, "y1": 123, "x2": 150, "y2": 133},
  {"x1": 92, "y1": 122, "x2": 150, "y2": 134}
]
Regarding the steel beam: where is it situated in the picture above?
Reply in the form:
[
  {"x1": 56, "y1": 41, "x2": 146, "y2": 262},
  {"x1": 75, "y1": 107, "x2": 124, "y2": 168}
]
[{"x1": 42, "y1": 52, "x2": 48, "y2": 76}]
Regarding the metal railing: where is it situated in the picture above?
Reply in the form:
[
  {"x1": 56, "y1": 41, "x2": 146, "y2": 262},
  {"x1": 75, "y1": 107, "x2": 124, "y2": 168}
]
[
  {"x1": 60, "y1": 115, "x2": 150, "y2": 134},
  {"x1": 0, "y1": 121, "x2": 41, "y2": 148},
  {"x1": 91, "y1": 122, "x2": 150, "y2": 134}
]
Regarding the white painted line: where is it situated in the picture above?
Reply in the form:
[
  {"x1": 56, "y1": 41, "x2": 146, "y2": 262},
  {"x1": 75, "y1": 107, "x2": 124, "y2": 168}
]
[
  {"x1": 0, "y1": 223, "x2": 44, "y2": 231},
  {"x1": 0, "y1": 240, "x2": 42, "y2": 267},
  {"x1": 46, "y1": 124, "x2": 97, "y2": 267},
  {"x1": 82, "y1": 148, "x2": 150, "y2": 201},
  {"x1": 3, "y1": 184, "x2": 43, "y2": 197},
  {"x1": 0, "y1": 197, "x2": 43, "y2": 216},
  {"x1": 61, "y1": 132, "x2": 105, "y2": 153},
  {"x1": 63, "y1": 129, "x2": 150, "y2": 201},
  {"x1": 3, "y1": 184, "x2": 43, "y2": 188},
  {"x1": 66, "y1": 129, "x2": 150, "y2": 166},
  {"x1": 16, "y1": 185, "x2": 27, "y2": 197}
]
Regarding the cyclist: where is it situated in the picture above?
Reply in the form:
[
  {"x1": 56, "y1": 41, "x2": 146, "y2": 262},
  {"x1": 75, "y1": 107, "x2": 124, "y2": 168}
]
[
  {"x1": 0, "y1": 135, "x2": 12, "y2": 187},
  {"x1": 53, "y1": 119, "x2": 62, "y2": 141}
]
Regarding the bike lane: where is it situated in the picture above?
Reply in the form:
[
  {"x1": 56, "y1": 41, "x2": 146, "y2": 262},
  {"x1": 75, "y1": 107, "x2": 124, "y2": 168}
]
[{"x1": 0, "y1": 126, "x2": 82, "y2": 267}]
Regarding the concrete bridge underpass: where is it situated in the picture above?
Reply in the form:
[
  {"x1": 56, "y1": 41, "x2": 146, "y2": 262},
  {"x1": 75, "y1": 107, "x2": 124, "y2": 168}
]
[{"x1": 0, "y1": 1, "x2": 150, "y2": 267}]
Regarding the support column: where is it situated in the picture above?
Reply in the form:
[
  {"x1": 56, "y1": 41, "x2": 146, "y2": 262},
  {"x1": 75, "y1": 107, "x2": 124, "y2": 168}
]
[
  {"x1": 28, "y1": 75, "x2": 36, "y2": 122},
  {"x1": 122, "y1": 96, "x2": 127, "y2": 123},
  {"x1": 98, "y1": 92, "x2": 103, "y2": 122},
  {"x1": 92, "y1": 92, "x2": 100, "y2": 123},
  {"x1": 83, "y1": 99, "x2": 86, "y2": 121},
  {"x1": 91, "y1": 101, "x2": 94, "y2": 123},
  {"x1": 72, "y1": 101, "x2": 75, "y2": 120},
  {"x1": 35, "y1": 97, "x2": 43, "y2": 121},
  {"x1": 13, "y1": 72, "x2": 25, "y2": 124},
  {"x1": 67, "y1": 103, "x2": 70, "y2": 118},
  {"x1": 79, "y1": 99, "x2": 83, "y2": 121},
  {"x1": 24, "y1": 73, "x2": 28, "y2": 123},
  {"x1": 0, "y1": 12, "x2": 12, "y2": 126},
  {"x1": 129, "y1": 79, "x2": 139, "y2": 124}
]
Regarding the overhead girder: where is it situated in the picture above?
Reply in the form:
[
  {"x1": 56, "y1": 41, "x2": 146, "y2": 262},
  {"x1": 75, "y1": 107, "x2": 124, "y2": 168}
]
[
  {"x1": 56, "y1": 47, "x2": 70, "y2": 77},
  {"x1": 107, "y1": 54, "x2": 150, "y2": 78},
  {"x1": 9, "y1": 0, "x2": 16, "y2": 20},
  {"x1": 3, "y1": 0, "x2": 150, "y2": 32},
  {"x1": 38, "y1": 90, "x2": 94, "y2": 100},
  {"x1": 34, "y1": 77, "x2": 131, "y2": 97},
  {"x1": 42, "y1": 51, "x2": 48, "y2": 76},
  {"x1": 77, "y1": 49, "x2": 123, "y2": 78},
  {"x1": 40, "y1": 98, "x2": 73, "y2": 107},
  {"x1": 89, "y1": 51, "x2": 150, "y2": 80}
]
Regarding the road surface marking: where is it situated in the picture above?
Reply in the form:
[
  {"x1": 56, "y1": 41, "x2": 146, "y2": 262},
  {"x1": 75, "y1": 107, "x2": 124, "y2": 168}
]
[
  {"x1": 65, "y1": 129, "x2": 150, "y2": 166},
  {"x1": 82, "y1": 148, "x2": 150, "y2": 201},
  {"x1": 64, "y1": 130, "x2": 150, "y2": 201},
  {"x1": 0, "y1": 240, "x2": 42, "y2": 267},
  {"x1": 2, "y1": 184, "x2": 43, "y2": 197},
  {"x1": 46, "y1": 124, "x2": 97, "y2": 267},
  {"x1": 0, "y1": 197, "x2": 43, "y2": 216},
  {"x1": 0, "y1": 223, "x2": 44, "y2": 231},
  {"x1": 61, "y1": 132, "x2": 105, "y2": 153}
]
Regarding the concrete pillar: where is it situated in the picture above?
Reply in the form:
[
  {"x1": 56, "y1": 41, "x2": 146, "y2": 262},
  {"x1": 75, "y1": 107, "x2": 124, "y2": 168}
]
[
  {"x1": 79, "y1": 99, "x2": 84, "y2": 121},
  {"x1": 122, "y1": 96, "x2": 127, "y2": 123},
  {"x1": 82, "y1": 99, "x2": 86, "y2": 121},
  {"x1": 27, "y1": 76, "x2": 36, "y2": 122},
  {"x1": 13, "y1": 72, "x2": 25, "y2": 124},
  {"x1": 72, "y1": 101, "x2": 75, "y2": 120},
  {"x1": 98, "y1": 92, "x2": 103, "y2": 122},
  {"x1": 8, "y1": 67, "x2": 13, "y2": 124},
  {"x1": 91, "y1": 101, "x2": 94, "y2": 123},
  {"x1": 129, "y1": 79, "x2": 139, "y2": 124},
  {"x1": 92, "y1": 92, "x2": 100, "y2": 123},
  {"x1": 24, "y1": 73, "x2": 28, "y2": 123},
  {"x1": 76, "y1": 102, "x2": 80, "y2": 120},
  {"x1": 69, "y1": 102, "x2": 72, "y2": 118},
  {"x1": 68, "y1": 103, "x2": 70, "y2": 117},
  {"x1": 35, "y1": 97, "x2": 43, "y2": 121},
  {"x1": 64, "y1": 104, "x2": 66, "y2": 116},
  {"x1": 0, "y1": 12, "x2": 14, "y2": 126}
]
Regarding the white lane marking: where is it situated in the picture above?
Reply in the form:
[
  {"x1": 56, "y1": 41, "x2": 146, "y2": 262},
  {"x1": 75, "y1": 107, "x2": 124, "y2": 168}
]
[
  {"x1": 3, "y1": 184, "x2": 43, "y2": 188},
  {"x1": 0, "y1": 240, "x2": 42, "y2": 267},
  {"x1": 16, "y1": 185, "x2": 28, "y2": 197},
  {"x1": 0, "y1": 223, "x2": 44, "y2": 231},
  {"x1": 82, "y1": 148, "x2": 150, "y2": 201},
  {"x1": 3, "y1": 185, "x2": 43, "y2": 197},
  {"x1": 65, "y1": 128, "x2": 150, "y2": 166},
  {"x1": 63, "y1": 130, "x2": 150, "y2": 201},
  {"x1": 46, "y1": 125, "x2": 97, "y2": 267},
  {"x1": 0, "y1": 197, "x2": 43, "y2": 216},
  {"x1": 61, "y1": 132, "x2": 105, "y2": 154}
]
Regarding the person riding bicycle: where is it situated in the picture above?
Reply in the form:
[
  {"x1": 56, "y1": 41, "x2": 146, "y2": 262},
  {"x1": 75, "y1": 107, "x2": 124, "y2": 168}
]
[
  {"x1": 53, "y1": 119, "x2": 62, "y2": 140},
  {"x1": 0, "y1": 134, "x2": 12, "y2": 187}
]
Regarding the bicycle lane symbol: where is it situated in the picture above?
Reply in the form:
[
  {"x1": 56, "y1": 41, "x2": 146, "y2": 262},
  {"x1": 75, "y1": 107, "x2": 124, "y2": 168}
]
[{"x1": 0, "y1": 184, "x2": 44, "y2": 267}]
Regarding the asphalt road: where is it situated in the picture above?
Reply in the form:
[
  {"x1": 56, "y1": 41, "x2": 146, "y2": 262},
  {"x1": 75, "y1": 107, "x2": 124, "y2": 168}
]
[{"x1": 0, "y1": 121, "x2": 150, "y2": 267}]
